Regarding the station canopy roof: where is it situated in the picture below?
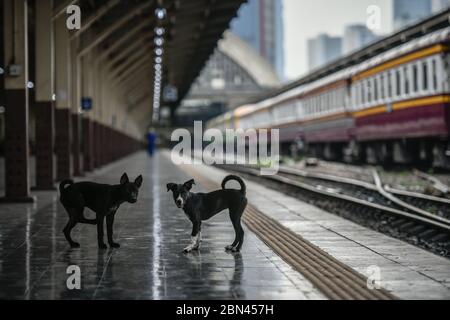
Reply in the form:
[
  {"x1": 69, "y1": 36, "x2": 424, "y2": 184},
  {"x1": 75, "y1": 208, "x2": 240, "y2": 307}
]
[{"x1": 57, "y1": 0, "x2": 246, "y2": 116}]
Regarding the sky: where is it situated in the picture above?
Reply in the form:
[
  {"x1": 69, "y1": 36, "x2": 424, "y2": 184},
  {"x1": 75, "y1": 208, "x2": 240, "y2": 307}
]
[{"x1": 283, "y1": 0, "x2": 394, "y2": 80}]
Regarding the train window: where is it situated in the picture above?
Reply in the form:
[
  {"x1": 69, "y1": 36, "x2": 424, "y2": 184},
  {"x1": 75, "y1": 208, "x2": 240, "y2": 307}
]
[
  {"x1": 380, "y1": 74, "x2": 385, "y2": 100},
  {"x1": 313, "y1": 98, "x2": 316, "y2": 114},
  {"x1": 321, "y1": 94, "x2": 325, "y2": 113},
  {"x1": 396, "y1": 70, "x2": 401, "y2": 96},
  {"x1": 374, "y1": 77, "x2": 378, "y2": 101},
  {"x1": 412, "y1": 64, "x2": 418, "y2": 92},
  {"x1": 358, "y1": 83, "x2": 362, "y2": 107},
  {"x1": 422, "y1": 61, "x2": 428, "y2": 91},
  {"x1": 361, "y1": 82, "x2": 365, "y2": 104},
  {"x1": 337, "y1": 90, "x2": 340, "y2": 109},
  {"x1": 432, "y1": 59, "x2": 438, "y2": 90},
  {"x1": 316, "y1": 96, "x2": 320, "y2": 113},
  {"x1": 404, "y1": 66, "x2": 410, "y2": 95},
  {"x1": 367, "y1": 79, "x2": 372, "y2": 102},
  {"x1": 387, "y1": 71, "x2": 392, "y2": 98},
  {"x1": 333, "y1": 91, "x2": 336, "y2": 109},
  {"x1": 327, "y1": 92, "x2": 332, "y2": 111},
  {"x1": 331, "y1": 92, "x2": 334, "y2": 111},
  {"x1": 327, "y1": 93, "x2": 331, "y2": 111}
]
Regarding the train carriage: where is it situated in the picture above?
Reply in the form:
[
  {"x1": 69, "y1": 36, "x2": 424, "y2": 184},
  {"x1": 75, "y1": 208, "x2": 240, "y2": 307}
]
[
  {"x1": 350, "y1": 28, "x2": 450, "y2": 165},
  {"x1": 207, "y1": 23, "x2": 450, "y2": 168}
]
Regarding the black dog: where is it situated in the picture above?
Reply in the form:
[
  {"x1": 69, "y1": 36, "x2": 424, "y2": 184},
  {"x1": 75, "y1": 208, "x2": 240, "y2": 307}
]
[
  {"x1": 167, "y1": 175, "x2": 247, "y2": 253},
  {"x1": 59, "y1": 173, "x2": 143, "y2": 249}
]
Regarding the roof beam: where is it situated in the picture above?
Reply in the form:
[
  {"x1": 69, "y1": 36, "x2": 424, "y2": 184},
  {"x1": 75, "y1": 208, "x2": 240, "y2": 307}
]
[
  {"x1": 109, "y1": 45, "x2": 151, "y2": 79},
  {"x1": 78, "y1": 0, "x2": 154, "y2": 57},
  {"x1": 127, "y1": 81, "x2": 153, "y2": 104},
  {"x1": 98, "y1": 19, "x2": 150, "y2": 62},
  {"x1": 128, "y1": 93, "x2": 153, "y2": 113},
  {"x1": 111, "y1": 58, "x2": 152, "y2": 87},
  {"x1": 53, "y1": 0, "x2": 78, "y2": 20},
  {"x1": 113, "y1": 64, "x2": 153, "y2": 90},
  {"x1": 70, "y1": 0, "x2": 121, "y2": 39},
  {"x1": 106, "y1": 38, "x2": 149, "y2": 71}
]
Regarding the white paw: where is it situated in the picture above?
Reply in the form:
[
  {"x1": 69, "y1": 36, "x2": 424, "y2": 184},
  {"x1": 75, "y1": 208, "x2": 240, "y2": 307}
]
[
  {"x1": 184, "y1": 235, "x2": 201, "y2": 253},
  {"x1": 183, "y1": 246, "x2": 193, "y2": 253}
]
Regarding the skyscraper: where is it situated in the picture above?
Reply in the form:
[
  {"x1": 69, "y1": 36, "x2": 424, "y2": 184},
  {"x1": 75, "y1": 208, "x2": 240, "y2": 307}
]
[
  {"x1": 307, "y1": 34, "x2": 342, "y2": 71},
  {"x1": 432, "y1": 0, "x2": 450, "y2": 12},
  {"x1": 393, "y1": 0, "x2": 432, "y2": 30},
  {"x1": 343, "y1": 24, "x2": 377, "y2": 54},
  {"x1": 230, "y1": 0, "x2": 285, "y2": 79}
]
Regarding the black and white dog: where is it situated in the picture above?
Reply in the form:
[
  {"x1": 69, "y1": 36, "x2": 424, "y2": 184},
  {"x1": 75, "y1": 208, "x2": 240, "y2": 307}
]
[{"x1": 167, "y1": 175, "x2": 247, "y2": 253}]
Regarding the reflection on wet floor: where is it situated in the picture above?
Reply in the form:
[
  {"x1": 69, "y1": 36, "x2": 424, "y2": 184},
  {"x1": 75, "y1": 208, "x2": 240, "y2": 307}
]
[{"x1": 0, "y1": 152, "x2": 322, "y2": 300}]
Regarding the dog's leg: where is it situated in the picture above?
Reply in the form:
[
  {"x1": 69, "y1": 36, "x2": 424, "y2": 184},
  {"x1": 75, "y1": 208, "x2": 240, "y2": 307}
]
[
  {"x1": 234, "y1": 199, "x2": 247, "y2": 252},
  {"x1": 97, "y1": 214, "x2": 107, "y2": 249},
  {"x1": 234, "y1": 224, "x2": 244, "y2": 252},
  {"x1": 106, "y1": 213, "x2": 120, "y2": 248},
  {"x1": 63, "y1": 208, "x2": 80, "y2": 248},
  {"x1": 184, "y1": 221, "x2": 201, "y2": 253},
  {"x1": 78, "y1": 207, "x2": 97, "y2": 225},
  {"x1": 226, "y1": 215, "x2": 240, "y2": 251},
  {"x1": 226, "y1": 199, "x2": 247, "y2": 252}
]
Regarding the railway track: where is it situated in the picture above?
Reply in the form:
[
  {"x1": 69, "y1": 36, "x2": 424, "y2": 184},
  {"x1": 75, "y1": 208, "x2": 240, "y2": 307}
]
[
  {"x1": 217, "y1": 163, "x2": 450, "y2": 258},
  {"x1": 279, "y1": 166, "x2": 450, "y2": 224}
]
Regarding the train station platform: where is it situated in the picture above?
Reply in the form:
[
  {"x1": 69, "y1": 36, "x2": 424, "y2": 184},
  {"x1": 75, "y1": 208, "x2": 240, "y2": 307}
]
[
  {"x1": 0, "y1": 150, "x2": 449, "y2": 300},
  {"x1": 0, "y1": 151, "x2": 324, "y2": 300}
]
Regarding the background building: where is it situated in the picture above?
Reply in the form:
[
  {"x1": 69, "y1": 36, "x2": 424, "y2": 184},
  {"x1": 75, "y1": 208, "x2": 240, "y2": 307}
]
[
  {"x1": 432, "y1": 0, "x2": 450, "y2": 12},
  {"x1": 393, "y1": 0, "x2": 432, "y2": 30},
  {"x1": 307, "y1": 34, "x2": 342, "y2": 71},
  {"x1": 171, "y1": 32, "x2": 280, "y2": 127},
  {"x1": 343, "y1": 24, "x2": 377, "y2": 54},
  {"x1": 230, "y1": 0, "x2": 285, "y2": 80}
]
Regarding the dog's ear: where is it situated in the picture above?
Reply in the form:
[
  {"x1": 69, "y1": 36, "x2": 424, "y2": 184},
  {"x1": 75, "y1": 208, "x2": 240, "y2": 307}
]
[
  {"x1": 183, "y1": 179, "x2": 195, "y2": 191},
  {"x1": 120, "y1": 173, "x2": 129, "y2": 185},
  {"x1": 134, "y1": 175, "x2": 143, "y2": 188},
  {"x1": 166, "y1": 183, "x2": 177, "y2": 192}
]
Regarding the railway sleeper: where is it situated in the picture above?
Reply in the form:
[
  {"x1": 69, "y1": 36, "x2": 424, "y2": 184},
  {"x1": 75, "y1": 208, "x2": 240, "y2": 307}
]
[
  {"x1": 429, "y1": 233, "x2": 450, "y2": 242},
  {"x1": 417, "y1": 229, "x2": 439, "y2": 240},
  {"x1": 407, "y1": 224, "x2": 427, "y2": 235}
]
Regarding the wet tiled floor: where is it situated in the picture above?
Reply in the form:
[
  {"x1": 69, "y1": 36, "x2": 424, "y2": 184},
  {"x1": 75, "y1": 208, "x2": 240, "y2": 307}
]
[{"x1": 0, "y1": 152, "x2": 324, "y2": 300}]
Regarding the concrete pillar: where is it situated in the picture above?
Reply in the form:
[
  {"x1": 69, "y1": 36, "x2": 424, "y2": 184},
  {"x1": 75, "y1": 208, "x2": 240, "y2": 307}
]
[
  {"x1": 1, "y1": 0, "x2": 34, "y2": 202},
  {"x1": 71, "y1": 37, "x2": 82, "y2": 176},
  {"x1": 93, "y1": 57, "x2": 102, "y2": 168},
  {"x1": 34, "y1": 0, "x2": 56, "y2": 190},
  {"x1": 81, "y1": 53, "x2": 94, "y2": 171},
  {"x1": 54, "y1": 15, "x2": 72, "y2": 180}
]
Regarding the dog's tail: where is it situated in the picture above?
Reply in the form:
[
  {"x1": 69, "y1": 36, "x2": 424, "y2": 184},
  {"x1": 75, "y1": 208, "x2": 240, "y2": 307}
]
[
  {"x1": 59, "y1": 179, "x2": 74, "y2": 194},
  {"x1": 221, "y1": 175, "x2": 246, "y2": 195}
]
